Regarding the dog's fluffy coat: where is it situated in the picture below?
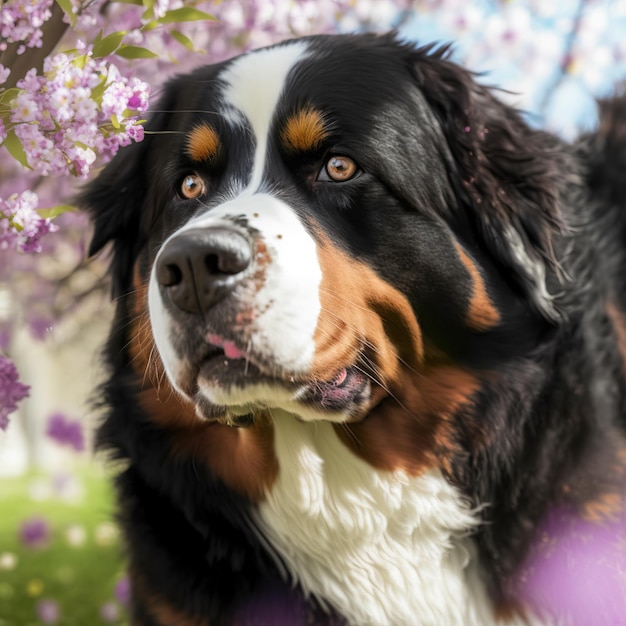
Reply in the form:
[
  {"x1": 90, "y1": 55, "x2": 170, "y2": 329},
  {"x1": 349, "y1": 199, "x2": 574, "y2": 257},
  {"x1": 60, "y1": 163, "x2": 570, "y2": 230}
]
[{"x1": 82, "y1": 34, "x2": 626, "y2": 626}]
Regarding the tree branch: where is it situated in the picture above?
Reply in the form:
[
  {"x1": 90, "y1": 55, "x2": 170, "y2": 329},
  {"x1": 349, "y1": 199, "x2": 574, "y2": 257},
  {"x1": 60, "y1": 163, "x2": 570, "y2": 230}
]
[{"x1": 0, "y1": 2, "x2": 69, "y2": 89}]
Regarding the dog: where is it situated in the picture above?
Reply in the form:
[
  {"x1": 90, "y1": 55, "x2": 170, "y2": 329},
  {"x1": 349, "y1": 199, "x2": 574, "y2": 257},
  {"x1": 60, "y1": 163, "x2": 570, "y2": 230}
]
[{"x1": 81, "y1": 33, "x2": 626, "y2": 626}]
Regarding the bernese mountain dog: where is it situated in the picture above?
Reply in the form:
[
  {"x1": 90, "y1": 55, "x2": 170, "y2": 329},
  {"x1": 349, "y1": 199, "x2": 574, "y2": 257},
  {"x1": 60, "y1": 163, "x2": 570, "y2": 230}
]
[{"x1": 81, "y1": 33, "x2": 626, "y2": 626}]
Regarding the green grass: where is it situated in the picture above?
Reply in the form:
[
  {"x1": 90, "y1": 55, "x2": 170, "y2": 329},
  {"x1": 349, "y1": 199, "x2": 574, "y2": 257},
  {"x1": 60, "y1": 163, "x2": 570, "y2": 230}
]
[{"x1": 0, "y1": 467, "x2": 129, "y2": 626}]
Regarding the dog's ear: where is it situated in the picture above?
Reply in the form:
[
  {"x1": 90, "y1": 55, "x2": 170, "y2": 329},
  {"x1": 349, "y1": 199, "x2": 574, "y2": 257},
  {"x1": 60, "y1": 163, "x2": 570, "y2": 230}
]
[
  {"x1": 78, "y1": 89, "x2": 180, "y2": 297},
  {"x1": 79, "y1": 138, "x2": 149, "y2": 296},
  {"x1": 411, "y1": 45, "x2": 568, "y2": 323}
]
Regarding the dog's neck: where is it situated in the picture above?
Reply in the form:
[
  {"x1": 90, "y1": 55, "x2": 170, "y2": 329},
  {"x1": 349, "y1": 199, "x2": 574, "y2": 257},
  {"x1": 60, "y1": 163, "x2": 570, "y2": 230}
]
[{"x1": 253, "y1": 409, "x2": 544, "y2": 626}]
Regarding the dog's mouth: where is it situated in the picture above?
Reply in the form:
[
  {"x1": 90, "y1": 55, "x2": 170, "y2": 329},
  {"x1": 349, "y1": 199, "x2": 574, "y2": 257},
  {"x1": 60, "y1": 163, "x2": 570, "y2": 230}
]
[{"x1": 189, "y1": 333, "x2": 372, "y2": 425}]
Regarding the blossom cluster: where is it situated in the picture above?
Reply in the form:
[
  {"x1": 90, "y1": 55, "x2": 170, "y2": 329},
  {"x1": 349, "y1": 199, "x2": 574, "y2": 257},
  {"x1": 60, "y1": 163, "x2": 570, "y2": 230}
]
[
  {"x1": 6, "y1": 479, "x2": 130, "y2": 624},
  {"x1": 0, "y1": 355, "x2": 30, "y2": 430},
  {"x1": 0, "y1": 0, "x2": 54, "y2": 54},
  {"x1": 46, "y1": 412, "x2": 85, "y2": 452},
  {"x1": 7, "y1": 50, "x2": 149, "y2": 178},
  {"x1": 0, "y1": 190, "x2": 56, "y2": 253}
]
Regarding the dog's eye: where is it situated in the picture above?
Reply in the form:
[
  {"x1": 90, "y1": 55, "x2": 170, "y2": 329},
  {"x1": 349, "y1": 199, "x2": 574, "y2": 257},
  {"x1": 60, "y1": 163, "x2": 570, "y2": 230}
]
[
  {"x1": 319, "y1": 156, "x2": 359, "y2": 182},
  {"x1": 179, "y1": 174, "x2": 205, "y2": 199}
]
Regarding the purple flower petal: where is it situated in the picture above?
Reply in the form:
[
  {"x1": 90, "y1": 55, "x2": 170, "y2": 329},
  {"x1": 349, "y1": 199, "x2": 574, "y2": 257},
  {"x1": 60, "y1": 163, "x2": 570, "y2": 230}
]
[
  {"x1": 114, "y1": 575, "x2": 130, "y2": 606},
  {"x1": 45, "y1": 413, "x2": 84, "y2": 452},
  {"x1": 36, "y1": 598, "x2": 60, "y2": 624},
  {"x1": 19, "y1": 516, "x2": 50, "y2": 549},
  {"x1": 0, "y1": 356, "x2": 29, "y2": 430}
]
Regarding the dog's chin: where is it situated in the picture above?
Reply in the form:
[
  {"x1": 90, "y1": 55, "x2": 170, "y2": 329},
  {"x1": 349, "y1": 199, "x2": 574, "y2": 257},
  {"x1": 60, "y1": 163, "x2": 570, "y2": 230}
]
[{"x1": 183, "y1": 350, "x2": 373, "y2": 427}]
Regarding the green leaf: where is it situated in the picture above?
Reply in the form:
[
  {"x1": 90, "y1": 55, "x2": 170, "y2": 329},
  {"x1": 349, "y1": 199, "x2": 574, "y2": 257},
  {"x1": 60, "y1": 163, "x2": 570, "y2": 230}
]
[
  {"x1": 141, "y1": 0, "x2": 155, "y2": 21},
  {"x1": 169, "y1": 30, "x2": 198, "y2": 52},
  {"x1": 157, "y1": 7, "x2": 215, "y2": 24},
  {"x1": 38, "y1": 204, "x2": 76, "y2": 219},
  {"x1": 111, "y1": 114, "x2": 120, "y2": 129},
  {"x1": 71, "y1": 53, "x2": 90, "y2": 70},
  {"x1": 92, "y1": 31, "x2": 126, "y2": 58},
  {"x1": 0, "y1": 88, "x2": 20, "y2": 106},
  {"x1": 90, "y1": 77, "x2": 108, "y2": 105},
  {"x1": 115, "y1": 45, "x2": 159, "y2": 60},
  {"x1": 141, "y1": 20, "x2": 159, "y2": 32},
  {"x1": 3, "y1": 131, "x2": 31, "y2": 169},
  {"x1": 55, "y1": 0, "x2": 76, "y2": 26}
]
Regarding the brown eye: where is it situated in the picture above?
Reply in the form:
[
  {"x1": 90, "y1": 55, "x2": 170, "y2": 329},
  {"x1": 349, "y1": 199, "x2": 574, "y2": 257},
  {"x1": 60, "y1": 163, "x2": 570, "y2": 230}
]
[
  {"x1": 180, "y1": 173, "x2": 205, "y2": 199},
  {"x1": 324, "y1": 156, "x2": 359, "y2": 182}
]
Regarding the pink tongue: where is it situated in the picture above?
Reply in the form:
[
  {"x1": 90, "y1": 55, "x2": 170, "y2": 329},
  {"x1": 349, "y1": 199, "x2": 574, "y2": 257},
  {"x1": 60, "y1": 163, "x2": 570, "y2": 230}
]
[
  {"x1": 223, "y1": 341, "x2": 245, "y2": 359},
  {"x1": 331, "y1": 368, "x2": 348, "y2": 386},
  {"x1": 206, "y1": 334, "x2": 245, "y2": 359}
]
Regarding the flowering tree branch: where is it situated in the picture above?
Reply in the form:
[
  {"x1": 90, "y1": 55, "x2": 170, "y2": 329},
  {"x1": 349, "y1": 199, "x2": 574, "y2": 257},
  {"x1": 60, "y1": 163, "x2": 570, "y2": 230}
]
[{"x1": 0, "y1": 1, "x2": 69, "y2": 90}]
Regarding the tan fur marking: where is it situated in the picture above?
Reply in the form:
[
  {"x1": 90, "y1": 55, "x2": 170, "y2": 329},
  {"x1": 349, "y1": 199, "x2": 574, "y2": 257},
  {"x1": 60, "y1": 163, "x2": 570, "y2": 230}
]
[
  {"x1": 185, "y1": 124, "x2": 221, "y2": 162},
  {"x1": 583, "y1": 492, "x2": 623, "y2": 523},
  {"x1": 336, "y1": 364, "x2": 480, "y2": 476},
  {"x1": 281, "y1": 108, "x2": 329, "y2": 152},
  {"x1": 128, "y1": 271, "x2": 278, "y2": 502},
  {"x1": 493, "y1": 598, "x2": 531, "y2": 625},
  {"x1": 148, "y1": 596, "x2": 210, "y2": 626},
  {"x1": 313, "y1": 232, "x2": 424, "y2": 383},
  {"x1": 131, "y1": 570, "x2": 210, "y2": 626},
  {"x1": 312, "y1": 232, "x2": 479, "y2": 474},
  {"x1": 454, "y1": 243, "x2": 500, "y2": 331}
]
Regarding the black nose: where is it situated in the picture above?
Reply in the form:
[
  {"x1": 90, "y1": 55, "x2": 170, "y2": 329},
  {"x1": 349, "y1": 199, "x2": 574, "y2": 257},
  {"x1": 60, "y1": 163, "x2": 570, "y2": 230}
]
[{"x1": 155, "y1": 227, "x2": 252, "y2": 315}]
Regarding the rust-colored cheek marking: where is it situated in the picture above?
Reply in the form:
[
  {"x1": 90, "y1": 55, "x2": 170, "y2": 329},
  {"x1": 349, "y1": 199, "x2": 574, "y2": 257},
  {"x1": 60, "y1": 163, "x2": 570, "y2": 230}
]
[
  {"x1": 313, "y1": 234, "x2": 478, "y2": 475},
  {"x1": 131, "y1": 569, "x2": 211, "y2": 626},
  {"x1": 336, "y1": 363, "x2": 480, "y2": 476},
  {"x1": 582, "y1": 492, "x2": 623, "y2": 523},
  {"x1": 185, "y1": 123, "x2": 221, "y2": 163},
  {"x1": 280, "y1": 108, "x2": 329, "y2": 153},
  {"x1": 148, "y1": 593, "x2": 210, "y2": 626},
  {"x1": 312, "y1": 233, "x2": 424, "y2": 382},
  {"x1": 128, "y1": 270, "x2": 278, "y2": 502},
  {"x1": 454, "y1": 243, "x2": 500, "y2": 331}
]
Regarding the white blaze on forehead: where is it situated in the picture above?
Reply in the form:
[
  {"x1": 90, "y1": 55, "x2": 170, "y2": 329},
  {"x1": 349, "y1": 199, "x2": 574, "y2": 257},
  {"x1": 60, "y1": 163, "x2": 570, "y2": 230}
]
[{"x1": 221, "y1": 41, "x2": 309, "y2": 193}]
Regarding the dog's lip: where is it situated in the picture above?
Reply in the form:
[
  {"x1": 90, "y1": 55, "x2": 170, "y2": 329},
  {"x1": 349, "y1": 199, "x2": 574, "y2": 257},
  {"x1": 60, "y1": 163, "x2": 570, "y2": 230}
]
[
  {"x1": 192, "y1": 333, "x2": 370, "y2": 418},
  {"x1": 297, "y1": 366, "x2": 370, "y2": 411}
]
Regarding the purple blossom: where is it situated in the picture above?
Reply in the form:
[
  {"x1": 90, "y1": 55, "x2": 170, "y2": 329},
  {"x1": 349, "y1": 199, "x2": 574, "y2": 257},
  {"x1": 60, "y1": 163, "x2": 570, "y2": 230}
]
[
  {"x1": 19, "y1": 516, "x2": 50, "y2": 548},
  {"x1": 0, "y1": 0, "x2": 53, "y2": 52},
  {"x1": 46, "y1": 413, "x2": 84, "y2": 452},
  {"x1": 8, "y1": 53, "x2": 149, "y2": 178},
  {"x1": 0, "y1": 191, "x2": 57, "y2": 253},
  {"x1": 0, "y1": 355, "x2": 29, "y2": 431},
  {"x1": 36, "y1": 598, "x2": 60, "y2": 624},
  {"x1": 114, "y1": 576, "x2": 131, "y2": 606}
]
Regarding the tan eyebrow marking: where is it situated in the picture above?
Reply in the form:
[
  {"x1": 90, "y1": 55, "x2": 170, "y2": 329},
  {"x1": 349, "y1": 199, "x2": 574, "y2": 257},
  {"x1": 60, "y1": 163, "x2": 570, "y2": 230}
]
[
  {"x1": 454, "y1": 243, "x2": 501, "y2": 331},
  {"x1": 185, "y1": 124, "x2": 221, "y2": 162},
  {"x1": 281, "y1": 108, "x2": 329, "y2": 152}
]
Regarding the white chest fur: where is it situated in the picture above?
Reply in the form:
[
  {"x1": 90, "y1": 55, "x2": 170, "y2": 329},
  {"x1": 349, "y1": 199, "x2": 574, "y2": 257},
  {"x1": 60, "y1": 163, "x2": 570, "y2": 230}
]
[{"x1": 255, "y1": 410, "x2": 546, "y2": 626}]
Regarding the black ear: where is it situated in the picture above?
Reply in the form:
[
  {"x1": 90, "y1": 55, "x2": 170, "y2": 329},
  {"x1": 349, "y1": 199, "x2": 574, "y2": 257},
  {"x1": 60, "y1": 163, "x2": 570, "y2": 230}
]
[
  {"x1": 78, "y1": 138, "x2": 149, "y2": 296},
  {"x1": 411, "y1": 45, "x2": 569, "y2": 323}
]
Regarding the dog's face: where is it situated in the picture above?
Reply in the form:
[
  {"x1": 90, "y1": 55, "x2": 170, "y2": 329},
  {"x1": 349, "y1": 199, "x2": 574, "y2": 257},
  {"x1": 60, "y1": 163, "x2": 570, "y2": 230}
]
[{"x1": 86, "y1": 33, "x2": 563, "y2": 459}]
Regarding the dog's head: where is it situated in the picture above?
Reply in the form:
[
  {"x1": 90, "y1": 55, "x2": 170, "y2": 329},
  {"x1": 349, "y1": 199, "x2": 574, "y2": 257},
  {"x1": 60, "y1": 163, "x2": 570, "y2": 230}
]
[{"x1": 84, "y1": 33, "x2": 566, "y2": 461}]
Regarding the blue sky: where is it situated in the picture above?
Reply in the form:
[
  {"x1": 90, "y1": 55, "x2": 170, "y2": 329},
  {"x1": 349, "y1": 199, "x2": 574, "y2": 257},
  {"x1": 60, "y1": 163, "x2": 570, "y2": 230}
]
[{"x1": 398, "y1": 0, "x2": 626, "y2": 137}]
